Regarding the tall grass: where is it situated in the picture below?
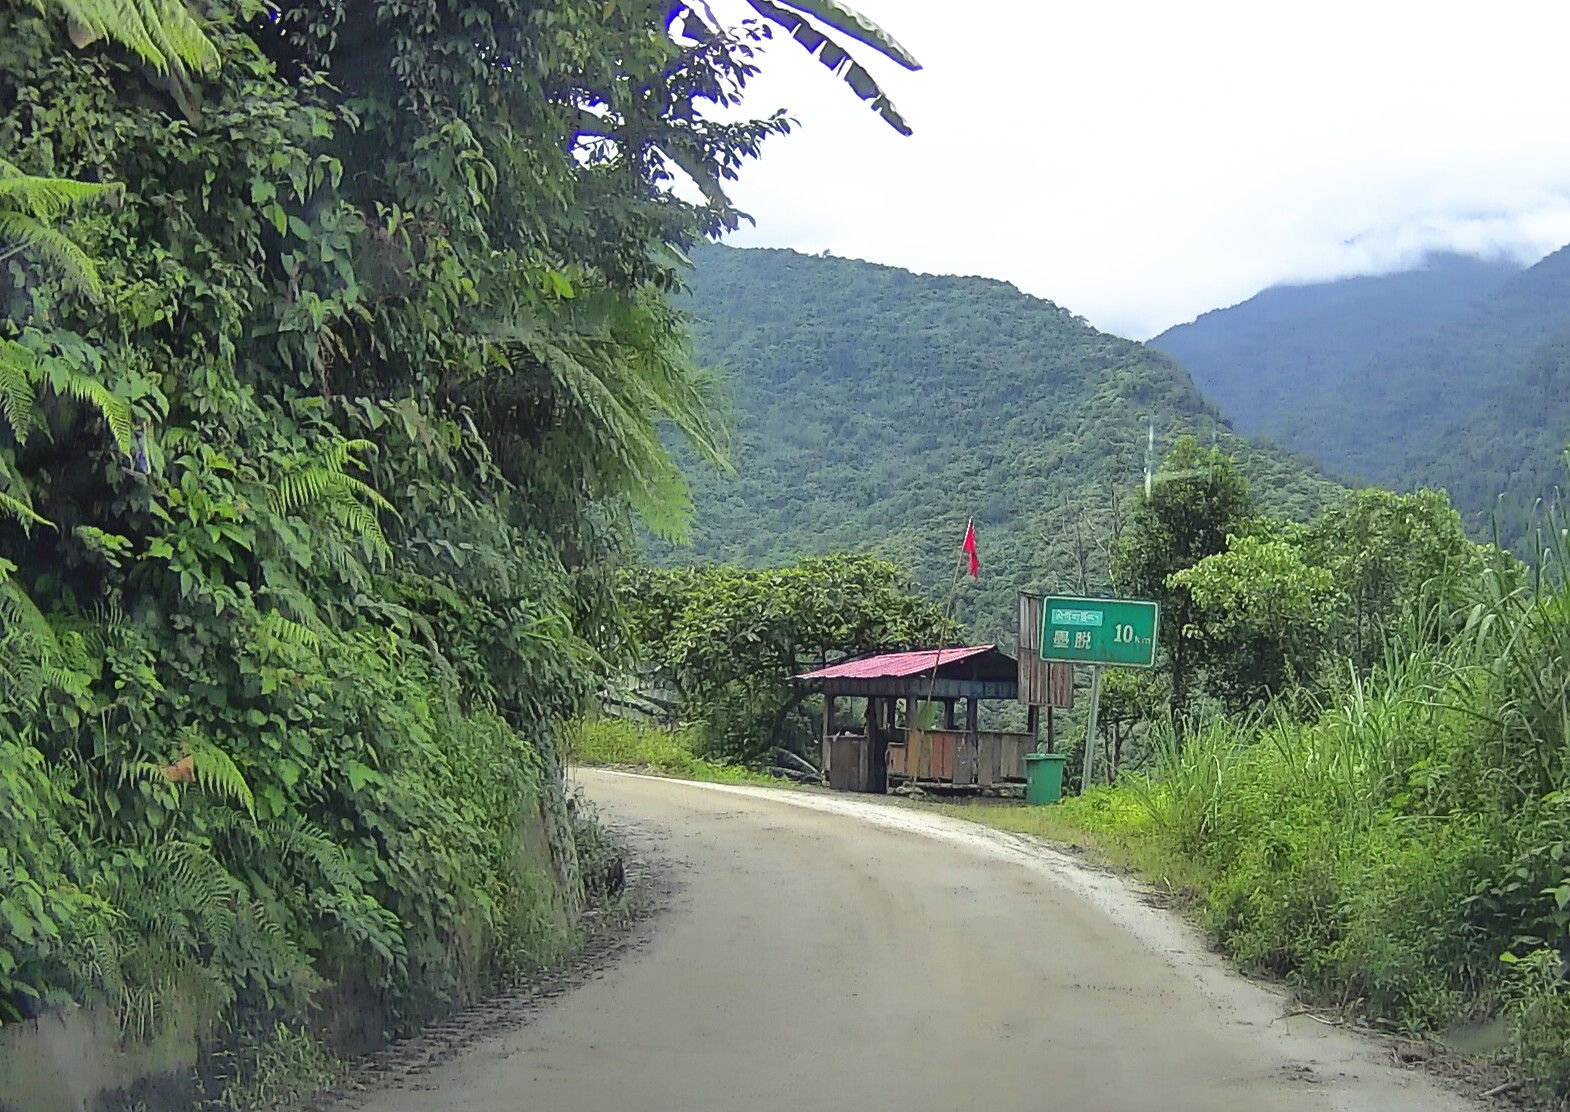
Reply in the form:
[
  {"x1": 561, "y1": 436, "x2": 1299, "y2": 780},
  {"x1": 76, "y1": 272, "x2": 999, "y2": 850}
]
[
  {"x1": 565, "y1": 718, "x2": 782, "y2": 785},
  {"x1": 1051, "y1": 530, "x2": 1570, "y2": 1085}
]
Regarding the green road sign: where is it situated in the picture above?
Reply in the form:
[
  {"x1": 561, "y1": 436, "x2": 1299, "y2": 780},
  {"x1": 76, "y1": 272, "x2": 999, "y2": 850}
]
[{"x1": 1038, "y1": 596, "x2": 1160, "y2": 669}]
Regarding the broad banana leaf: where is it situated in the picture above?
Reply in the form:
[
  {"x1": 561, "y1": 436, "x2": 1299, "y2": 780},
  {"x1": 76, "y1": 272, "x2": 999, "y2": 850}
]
[
  {"x1": 766, "y1": 0, "x2": 920, "y2": 70},
  {"x1": 745, "y1": 0, "x2": 914, "y2": 135}
]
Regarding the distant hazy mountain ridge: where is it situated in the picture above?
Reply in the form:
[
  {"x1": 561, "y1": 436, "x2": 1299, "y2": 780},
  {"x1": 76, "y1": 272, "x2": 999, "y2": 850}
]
[{"x1": 1151, "y1": 251, "x2": 1570, "y2": 544}]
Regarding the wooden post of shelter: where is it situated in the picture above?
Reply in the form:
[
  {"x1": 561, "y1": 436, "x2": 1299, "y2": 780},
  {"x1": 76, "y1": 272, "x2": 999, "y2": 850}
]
[
  {"x1": 822, "y1": 693, "x2": 835, "y2": 774},
  {"x1": 1017, "y1": 593, "x2": 1074, "y2": 755}
]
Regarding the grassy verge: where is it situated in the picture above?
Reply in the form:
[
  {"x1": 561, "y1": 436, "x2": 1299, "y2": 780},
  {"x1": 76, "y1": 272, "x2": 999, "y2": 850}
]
[
  {"x1": 566, "y1": 718, "x2": 785, "y2": 786},
  {"x1": 926, "y1": 687, "x2": 1570, "y2": 1103},
  {"x1": 926, "y1": 787, "x2": 1214, "y2": 904}
]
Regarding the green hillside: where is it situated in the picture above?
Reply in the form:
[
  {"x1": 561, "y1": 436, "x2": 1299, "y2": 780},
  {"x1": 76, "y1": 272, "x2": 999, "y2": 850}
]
[
  {"x1": 1151, "y1": 250, "x2": 1570, "y2": 545},
  {"x1": 1402, "y1": 253, "x2": 1570, "y2": 544},
  {"x1": 1151, "y1": 254, "x2": 1518, "y2": 439},
  {"x1": 662, "y1": 246, "x2": 1339, "y2": 642}
]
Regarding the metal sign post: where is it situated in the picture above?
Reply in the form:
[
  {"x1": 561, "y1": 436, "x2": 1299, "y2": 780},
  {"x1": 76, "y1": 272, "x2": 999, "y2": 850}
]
[{"x1": 1081, "y1": 665, "x2": 1103, "y2": 790}]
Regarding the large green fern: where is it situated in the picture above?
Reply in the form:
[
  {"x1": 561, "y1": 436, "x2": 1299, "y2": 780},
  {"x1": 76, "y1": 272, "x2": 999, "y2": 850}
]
[
  {"x1": 269, "y1": 439, "x2": 397, "y2": 565},
  {"x1": 0, "y1": 334, "x2": 135, "y2": 456},
  {"x1": 177, "y1": 728, "x2": 256, "y2": 817},
  {"x1": 479, "y1": 289, "x2": 729, "y2": 542},
  {"x1": 0, "y1": 161, "x2": 120, "y2": 296},
  {"x1": 19, "y1": 0, "x2": 220, "y2": 78},
  {"x1": 0, "y1": 560, "x2": 80, "y2": 724}
]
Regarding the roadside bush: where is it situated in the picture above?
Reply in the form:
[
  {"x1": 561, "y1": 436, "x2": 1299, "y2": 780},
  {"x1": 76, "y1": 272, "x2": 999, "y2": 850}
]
[
  {"x1": 1504, "y1": 949, "x2": 1570, "y2": 1097},
  {"x1": 1074, "y1": 542, "x2": 1570, "y2": 1083},
  {"x1": 567, "y1": 718, "x2": 710, "y2": 777},
  {"x1": 1055, "y1": 785, "x2": 1155, "y2": 840},
  {"x1": 566, "y1": 717, "x2": 778, "y2": 785},
  {"x1": 198, "y1": 1022, "x2": 339, "y2": 1112},
  {"x1": 617, "y1": 557, "x2": 951, "y2": 761},
  {"x1": 1323, "y1": 818, "x2": 1506, "y2": 1028}
]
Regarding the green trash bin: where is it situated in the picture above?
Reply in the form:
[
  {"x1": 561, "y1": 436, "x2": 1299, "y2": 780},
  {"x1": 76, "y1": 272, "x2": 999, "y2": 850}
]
[{"x1": 1023, "y1": 752, "x2": 1066, "y2": 805}]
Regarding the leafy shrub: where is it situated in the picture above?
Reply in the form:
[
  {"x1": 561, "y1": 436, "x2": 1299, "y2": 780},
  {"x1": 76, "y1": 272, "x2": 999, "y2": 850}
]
[
  {"x1": 618, "y1": 557, "x2": 951, "y2": 761},
  {"x1": 198, "y1": 1022, "x2": 339, "y2": 1112},
  {"x1": 1060, "y1": 535, "x2": 1570, "y2": 1085},
  {"x1": 1503, "y1": 949, "x2": 1570, "y2": 1097},
  {"x1": 566, "y1": 718, "x2": 778, "y2": 785}
]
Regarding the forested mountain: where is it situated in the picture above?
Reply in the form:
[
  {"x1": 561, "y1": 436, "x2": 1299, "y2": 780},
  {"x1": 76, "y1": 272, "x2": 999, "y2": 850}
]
[
  {"x1": 1151, "y1": 251, "x2": 1570, "y2": 545},
  {"x1": 665, "y1": 246, "x2": 1339, "y2": 641},
  {"x1": 1151, "y1": 254, "x2": 1519, "y2": 434}
]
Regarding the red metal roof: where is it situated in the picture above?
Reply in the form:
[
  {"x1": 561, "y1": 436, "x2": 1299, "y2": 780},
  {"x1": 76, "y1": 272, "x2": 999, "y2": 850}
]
[{"x1": 796, "y1": 645, "x2": 996, "y2": 682}]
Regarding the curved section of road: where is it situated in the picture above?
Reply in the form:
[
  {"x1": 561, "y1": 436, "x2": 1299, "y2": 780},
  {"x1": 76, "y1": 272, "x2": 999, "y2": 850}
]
[{"x1": 361, "y1": 770, "x2": 1474, "y2": 1112}]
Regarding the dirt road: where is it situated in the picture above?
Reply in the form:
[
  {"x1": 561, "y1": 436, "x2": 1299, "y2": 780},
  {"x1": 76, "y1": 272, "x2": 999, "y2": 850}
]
[{"x1": 358, "y1": 770, "x2": 1475, "y2": 1112}]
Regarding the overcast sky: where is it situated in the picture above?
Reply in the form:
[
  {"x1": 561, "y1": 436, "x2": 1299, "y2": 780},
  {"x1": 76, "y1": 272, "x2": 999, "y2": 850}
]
[{"x1": 713, "y1": 0, "x2": 1570, "y2": 339}]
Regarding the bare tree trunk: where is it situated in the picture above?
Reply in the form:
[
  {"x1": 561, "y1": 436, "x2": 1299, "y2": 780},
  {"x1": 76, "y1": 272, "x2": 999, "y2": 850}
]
[
  {"x1": 768, "y1": 686, "x2": 811, "y2": 755},
  {"x1": 1069, "y1": 499, "x2": 1090, "y2": 595},
  {"x1": 1106, "y1": 484, "x2": 1124, "y2": 592},
  {"x1": 772, "y1": 747, "x2": 823, "y2": 777}
]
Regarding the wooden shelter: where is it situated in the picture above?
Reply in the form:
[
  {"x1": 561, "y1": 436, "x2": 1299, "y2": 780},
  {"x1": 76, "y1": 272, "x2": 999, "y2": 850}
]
[{"x1": 797, "y1": 645, "x2": 1038, "y2": 794}]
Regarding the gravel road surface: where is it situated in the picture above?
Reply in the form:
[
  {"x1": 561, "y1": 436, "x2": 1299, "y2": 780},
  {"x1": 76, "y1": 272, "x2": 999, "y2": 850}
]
[{"x1": 356, "y1": 769, "x2": 1476, "y2": 1112}]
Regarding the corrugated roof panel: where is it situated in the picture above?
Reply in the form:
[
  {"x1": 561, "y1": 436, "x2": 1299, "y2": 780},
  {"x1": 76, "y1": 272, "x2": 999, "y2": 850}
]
[{"x1": 796, "y1": 645, "x2": 995, "y2": 681}]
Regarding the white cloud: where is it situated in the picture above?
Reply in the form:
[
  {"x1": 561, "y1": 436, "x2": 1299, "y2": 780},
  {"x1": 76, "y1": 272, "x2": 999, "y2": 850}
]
[{"x1": 713, "y1": 0, "x2": 1570, "y2": 338}]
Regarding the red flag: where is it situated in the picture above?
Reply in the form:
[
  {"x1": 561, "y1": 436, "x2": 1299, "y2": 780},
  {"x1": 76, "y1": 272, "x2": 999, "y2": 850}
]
[{"x1": 961, "y1": 518, "x2": 980, "y2": 578}]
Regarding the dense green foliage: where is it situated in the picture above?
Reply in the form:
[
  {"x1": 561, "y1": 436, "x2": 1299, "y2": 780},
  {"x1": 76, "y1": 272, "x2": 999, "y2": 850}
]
[
  {"x1": 1110, "y1": 443, "x2": 1493, "y2": 733},
  {"x1": 667, "y1": 244, "x2": 1340, "y2": 644},
  {"x1": 1150, "y1": 253, "x2": 1518, "y2": 440},
  {"x1": 0, "y1": 0, "x2": 914, "y2": 1091},
  {"x1": 619, "y1": 554, "x2": 949, "y2": 759},
  {"x1": 1104, "y1": 533, "x2": 1570, "y2": 1094},
  {"x1": 566, "y1": 717, "x2": 780, "y2": 784},
  {"x1": 1151, "y1": 249, "x2": 1570, "y2": 549},
  {"x1": 939, "y1": 484, "x2": 1570, "y2": 1094},
  {"x1": 1113, "y1": 437, "x2": 1254, "y2": 723}
]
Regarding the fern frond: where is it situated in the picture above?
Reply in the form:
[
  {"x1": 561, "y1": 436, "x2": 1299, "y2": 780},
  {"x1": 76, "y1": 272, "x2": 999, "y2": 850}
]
[
  {"x1": 336, "y1": 465, "x2": 396, "y2": 514},
  {"x1": 261, "y1": 819, "x2": 363, "y2": 891},
  {"x1": 0, "y1": 210, "x2": 100, "y2": 295},
  {"x1": 116, "y1": 757, "x2": 172, "y2": 791},
  {"x1": 0, "y1": 573, "x2": 55, "y2": 645},
  {"x1": 320, "y1": 437, "x2": 372, "y2": 473},
  {"x1": 41, "y1": 363, "x2": 134, "y2": 451},
  {"x1": 268, "y1": 443, "x2": 396, "y2": 565},
  {"x1": 0, "y1": 161, "x2": 119, "y2": 220},
  {"x1": 26, "y1": 0, "x2": 220, "y2": 77},
  {"x1": 257, "y1": 609, "x2": 321, "y2": 648},
  {"x1": 0, "y1": 569, "x2": 70, "y2": 713},
  {"x1": 256, "y1": 577, "x2": 322, "y2": 629},
  {"x1": 148, "y1": 842, "x2": 243, "y2": 920},
  {"x1": 177, "y1": 727, "x2": 256, "y2": 817},
  {"x1": 0, "y1": 488, "x2": 51, "y2": 529},
  {"x1": 67, "y1": 927, "x2": 127, "y2": 1002},
  {"x1": 0, "y1": 340, "x2": 40, "y2": 443}
]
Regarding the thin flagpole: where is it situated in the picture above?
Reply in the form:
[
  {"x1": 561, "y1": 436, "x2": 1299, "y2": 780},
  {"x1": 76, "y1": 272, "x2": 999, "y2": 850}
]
[{"x1": 906, "y1": 523, "x2": 973, "y2": 791}]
